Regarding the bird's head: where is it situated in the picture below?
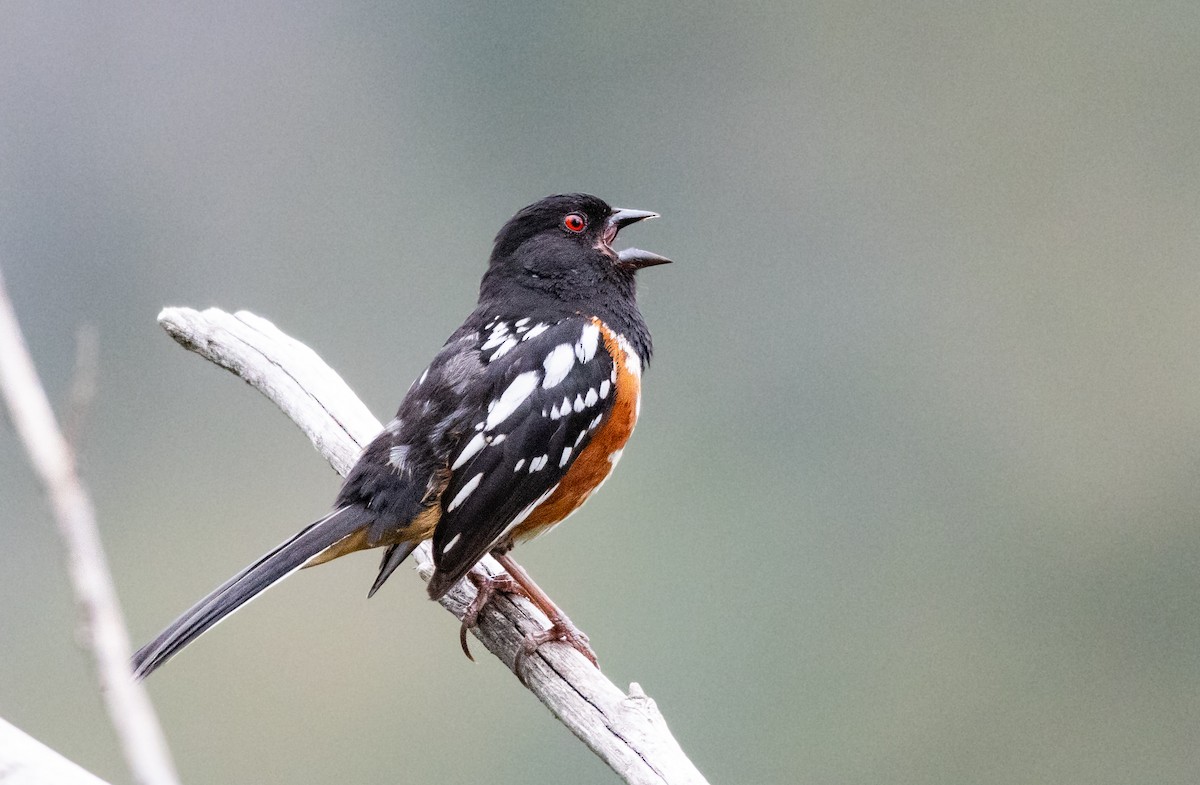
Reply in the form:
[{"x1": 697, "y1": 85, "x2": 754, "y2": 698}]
[{"x1": 487, "y1": 194, "x2": 671, "y2": 290}]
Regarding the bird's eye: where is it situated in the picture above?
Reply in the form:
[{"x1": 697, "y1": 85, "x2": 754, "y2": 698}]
[{"x1": 563, "y1": 213, "x2": 586, "y2": 233}]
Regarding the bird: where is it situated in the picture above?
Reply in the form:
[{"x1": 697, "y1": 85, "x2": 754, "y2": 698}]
[{"x1": 132, "y1": 193, "x2": 670, "y2": 679}]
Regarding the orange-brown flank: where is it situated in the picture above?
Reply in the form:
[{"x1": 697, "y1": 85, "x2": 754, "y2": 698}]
[{"x1": 510, "y1": 319, "x2": 640, "y2": 540}]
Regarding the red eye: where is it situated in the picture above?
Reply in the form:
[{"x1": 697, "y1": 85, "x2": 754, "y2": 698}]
[{"x1": 563, "y1": 213, "x2": 586, "y2": 233}]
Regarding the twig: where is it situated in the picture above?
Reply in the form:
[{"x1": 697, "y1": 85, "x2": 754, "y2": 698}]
[
  {"x1": 157, "y1": 306, "x2": 709, "y2": 785},
  {"x1": 0, "y1": 717, "x2": 112, "y2": 785},
  {"x1": 0, "y1": 266, "x2": 181, "y2": 785},
  {"x1": 64, "y1": 324, "x2": 99, "y2": 449}
]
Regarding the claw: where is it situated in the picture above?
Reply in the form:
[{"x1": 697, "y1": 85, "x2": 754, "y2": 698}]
[
  {"x1": 513, "y1": 618, "x2": 598, "y2": 676},
  {"x1": 459, "y1": 624, "x2": 475, "y2": 662},
  {"x1": 458, "y1": 566, "x2": 520, "y2": 662}
]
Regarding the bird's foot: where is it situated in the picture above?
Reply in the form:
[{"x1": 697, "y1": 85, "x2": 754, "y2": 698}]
[
  {"x1": 459, "y1": 567, "x2": 520, "y2": 661},
  {"x1": 457, "y1": 562, "x2": 599, "y2": 674},
  {"x1": 513, "y1": 612, "x2": 597, "y2": 674}
]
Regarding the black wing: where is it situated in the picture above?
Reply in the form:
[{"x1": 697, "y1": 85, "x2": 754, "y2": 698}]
[
  {"x1": 335, "y1": 327, "x2": 489, "y2": 532},
  {"x1": 426, "y1": 316, "x2": 618, "y2": 597}
]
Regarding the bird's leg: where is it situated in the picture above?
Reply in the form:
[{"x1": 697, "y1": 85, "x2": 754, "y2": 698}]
[
  {"x1": 459, "y1": 565, "x2": 520, "y2": 661},
  {"x1": 456, "y1": 555, "x2": 598, "y2": 670},
  {"x1": 492, "y1": 552, "x2": 598, "y2": 670}
]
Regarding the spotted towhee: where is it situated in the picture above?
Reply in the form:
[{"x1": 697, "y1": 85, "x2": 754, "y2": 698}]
[{"x1": 133, "y1": 193, "x2": 670, "y2": 678}]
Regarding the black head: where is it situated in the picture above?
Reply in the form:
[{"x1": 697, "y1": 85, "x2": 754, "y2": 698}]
[
  {"x1": 483, "y1": 194, "x2": 670, "y2": 306},
  {"x1": 477, "y1": 193, "x2": 667, "y2": 364}
]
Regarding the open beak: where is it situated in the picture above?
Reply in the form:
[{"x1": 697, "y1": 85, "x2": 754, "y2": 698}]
[
  {"x1": 617, "y1": 247, "x2": 672, "y2": 269},
  {"x1": 606, "y1": 207, "x2": 672, "y2": 270}
]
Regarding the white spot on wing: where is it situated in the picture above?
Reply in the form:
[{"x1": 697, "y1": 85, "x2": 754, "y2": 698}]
[
  {"x1": 576, "y1": 323, "x2": 600, "y2": 363},
  {"x1": 573, "y1": 394, "x2": 585, "y2": 413},
  {"x1": 599, "y1": 379, "x2": 611, "y2": 399},
  {"x1": 515, "y1": 317, "x2": 530, "y2": 327},
  {"x1": 542, "y1": 343, "x2": 576, "y2": 388},
  {"x1": 443, "y1": 533, "x2": 461, "y2": 553},
  {"x1": 481, "y1": 323, "x2": 511, "y2": 351},
  {"x1": 523, "y1": 323, "x2": 550, "y2": 341},
  {"x1": 388, "y1": 445, "x2": 409, "y2": 468},
  {"x1": 514, "y1": 458, "x2": 526, "y2": 471},
  {"x1": 447, "y1": 472, "x2": 484, "y2": 512},
  {"x1": 452, "y1": 432, "x2": 486, "y2": 470},
  {"x1": 490, "y1": 336, "x2": 518, "y2": 360},
  {"x1": 560, "y1": 446, "x2": 573, "y2": 467},
  {"x1": 584, "y1": 388, "x2": 598, "y2": 407},
  {"x1": 485, "y1": 371, "x2": 539, "y2": 430}
]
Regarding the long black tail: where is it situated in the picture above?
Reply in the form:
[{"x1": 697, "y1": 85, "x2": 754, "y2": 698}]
[{"x1": 132, "y1": 506, "x2": 372, "y2": 679}]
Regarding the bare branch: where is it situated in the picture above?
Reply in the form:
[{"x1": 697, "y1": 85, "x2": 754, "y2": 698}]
[
  {"x1": 157, "y1": 306, "x2": 709, "y2": 785},
  {"x1": 0, "y1": 266, "x2": 181, "y2": 785},
  {"x1": 0, "y1": 718, "x2": 112, "y2": 785},
  {"x1": 64, "y1": 324, "x2": 99, "y2": 449}
]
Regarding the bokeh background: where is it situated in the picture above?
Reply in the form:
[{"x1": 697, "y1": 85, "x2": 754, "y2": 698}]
[{"x1": 3, "y1": 2, "x2": 1199, "y2": 783}]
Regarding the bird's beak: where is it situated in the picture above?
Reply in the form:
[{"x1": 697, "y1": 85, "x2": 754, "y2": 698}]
[
  {"x1": 607, "y1": 208, "x2": 672, "y2": 269},
  {"x1": 609, "y1": 208, "x2": 659, "y2": 230},
  {"x1": 617, "y1": 247, "x2": 673, "y2": 269}
]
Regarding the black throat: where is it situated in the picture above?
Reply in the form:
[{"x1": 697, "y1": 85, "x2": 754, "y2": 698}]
[{"x1": 476, "y1": 254, "x2": 654, "y2": 367}]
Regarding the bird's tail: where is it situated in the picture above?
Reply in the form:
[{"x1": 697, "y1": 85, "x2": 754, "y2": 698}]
[{"x1": 132, "y1": 505, "x2": 373, "y2": 680}]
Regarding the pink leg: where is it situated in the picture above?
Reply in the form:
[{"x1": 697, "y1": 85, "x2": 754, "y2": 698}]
[
  {"x1": 493, "y1": 553, "x2": 598, "y2": 669},
  {"x1": 458, "y1": 566, "x2": 519, "y2": 661}
]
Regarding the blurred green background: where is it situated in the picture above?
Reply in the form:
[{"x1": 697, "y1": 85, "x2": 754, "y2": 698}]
[{"x1": 2, "y1": 2, "x2": 1199, "y2": 783}]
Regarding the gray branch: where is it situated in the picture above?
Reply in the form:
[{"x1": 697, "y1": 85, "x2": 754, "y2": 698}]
[
  {"x1": 158, "y1": 306, "x2": 708, "y2": 785},
  {"x1": 0, "y1": 267, "x2": 180, "y2": 785}
]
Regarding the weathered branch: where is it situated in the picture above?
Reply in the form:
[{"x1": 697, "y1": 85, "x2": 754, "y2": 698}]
[
  {"x1": 157, "y1": 306, "x2": 708, "y2": 785},
  {"x1": 0, "y1": 267, "x2": 180, "y2": 785},
  {"x1": 0, "y1": 718, "x2": 112, "y2": 785}
]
